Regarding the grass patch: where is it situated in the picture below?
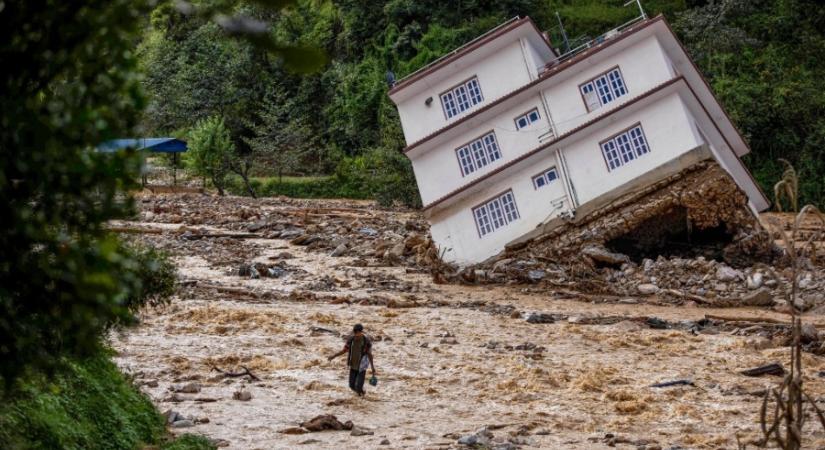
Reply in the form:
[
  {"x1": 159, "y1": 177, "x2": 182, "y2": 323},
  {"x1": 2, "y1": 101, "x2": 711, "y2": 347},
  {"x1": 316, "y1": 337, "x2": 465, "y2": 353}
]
[{"x1": 0, "y1": 353, "x2": 214, "y2": 450}]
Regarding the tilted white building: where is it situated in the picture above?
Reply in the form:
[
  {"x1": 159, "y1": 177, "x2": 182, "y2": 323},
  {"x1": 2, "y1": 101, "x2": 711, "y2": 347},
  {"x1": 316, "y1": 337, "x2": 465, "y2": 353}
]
[{"x1": 388, "y1": 15, "x2": 769, "y2": 265}]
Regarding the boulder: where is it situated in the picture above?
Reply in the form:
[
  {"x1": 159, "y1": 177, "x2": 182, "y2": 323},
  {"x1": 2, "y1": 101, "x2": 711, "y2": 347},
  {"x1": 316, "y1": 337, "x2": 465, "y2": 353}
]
[
  {"x1": 716, "y1": 265, "x2": 742, "y2": 282},
  {"x1": 350, "y1": 427, "x2": 375, "y2": 437},
  {"x1": 233, "y1": 389, "x2": 252, "y2": 401},
  {"x1": 637, "y1": 283, "x2": 659, "y2": 295},
  {"x1": 330, "y1": 243, "x2": 347, "y2": 257},
  {"x1": 300, "y1": 414, "x2": 354, "y2": 432},
  {"x1": 747, "y1": 272, "x2": 764, "y2": 290},
  {"x1": 741, "y1": 288, "x2": 773, "y2": 307},
  {"x1": 457, "y1": 427, "x2": 493, "y2": 446},
  {"x1": 581, "y1": 245, "x2": 630, "y2": 266}
]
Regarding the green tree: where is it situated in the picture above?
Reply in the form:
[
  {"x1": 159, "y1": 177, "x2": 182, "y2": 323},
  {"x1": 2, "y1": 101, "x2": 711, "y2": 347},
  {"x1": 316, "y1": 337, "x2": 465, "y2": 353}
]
[
  {"x1": 187, "y1": 116, "x2": 236, "y2": 195},
  {"x1": 0, "y1": 0, "x2": 157, "y2": 386}
]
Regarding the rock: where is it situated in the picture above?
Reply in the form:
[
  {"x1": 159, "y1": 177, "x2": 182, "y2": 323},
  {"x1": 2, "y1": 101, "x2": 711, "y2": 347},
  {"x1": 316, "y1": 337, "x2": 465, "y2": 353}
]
[
  {"x1": 527, "y1": 270, "x2": 545, "y2": 282},
  {"x1": 358, "y1": 227, "x2": 378, "y2": 237},
  {"x1": 716, "y1": 265, "x2": 742, "y2": 282},
  {"x1": 637, "y1": 283, "x2": 659, "y2": 295},
  {"x1": 741, "y1": 288, "x2": 773, "y2": 307},
  {"x1": 642, "y1": 259, "x2": 654, "y2": 273},
  {"x1": 747, "y1": 272, "x2": 764, "y2": 290},
  {"x1": 439, "y1": 337, "x2": 458, "y2": 345},
  {"x1": 209, "y1": 438, "x2": 230, "y2": 448},
  {"x1": 268, "y1": 267, "x2": 286, "y2": 278},
  {"x1": 170, "y1": 419, "x2": 194, "y2": 428},
  {"x1": 279, "y1": 228, "x2": 304, "y2": 240},
  {"x1": 300, "y1": 414, "x2": 353, "y2": 431},
  {"x1": 380, "y1": 439, "x2": 390, "y2": 445},
  {"x1": 492, "y1": 258, "x2": 513, "y2": 272},
  {"x1": 172, "y1": 382, "x2": 201, "y2": 393},
  {"x1": 278, "y1": 427, "x2": 308, "y2": 435},
  {"x1": 330, "y1": 243, "x2": 348, "y2": 257},
  {"x1": 162, "y1": 409, "x2": 182, "y2": 424},
  {"x1": 458, "y1": 427, "x2": 493, "y2": 446},
  {"x1": 350, "y1": 427, "x2": 375, "y2": 436},
  {"x1": 526, "y1": 313, "x2": 555, "y2": 324},
  {"x1": 801, "y1": 323, "x2": 819, "y2": 343},
  {"x1": 492, "y1": 443, "x2": 518, "y2": 450},
  {"x1": 582, "y1": 245, "x2": 630, "y2": 266},
  {"x1": 388, "y1": 243, "x2": 405, "y2": 259},
  {"x1": 233, "y1": 389, "x2": 252, "y2": 401},
  {"x1": 799, "y1": 274, "x2": 814, "y2": 290},
  {"x1": 144, "y1": 379, "x2": 159, "y2": 388}
]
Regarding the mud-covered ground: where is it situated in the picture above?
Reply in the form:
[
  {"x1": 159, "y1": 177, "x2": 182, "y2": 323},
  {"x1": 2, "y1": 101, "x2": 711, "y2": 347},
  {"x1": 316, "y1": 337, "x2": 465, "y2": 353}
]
[{"x1": 111, "y1": 192, "x2": 825, "y2": 449}]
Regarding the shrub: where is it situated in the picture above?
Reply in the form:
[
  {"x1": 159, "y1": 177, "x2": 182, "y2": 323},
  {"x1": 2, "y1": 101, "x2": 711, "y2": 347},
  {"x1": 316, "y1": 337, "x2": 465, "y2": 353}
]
[
  {"x1": 0, "y1": 353, "x2": 214, "y2": 450},
  {"x1": 122, "y1": 242, "x2": 177, "y2": 313}
]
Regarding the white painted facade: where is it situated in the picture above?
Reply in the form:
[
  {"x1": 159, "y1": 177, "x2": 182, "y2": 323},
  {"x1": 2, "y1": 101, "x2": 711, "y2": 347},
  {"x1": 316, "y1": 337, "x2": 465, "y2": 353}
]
[{"x1": 388, "y1": 16, "x2": 770, "y2": 265}]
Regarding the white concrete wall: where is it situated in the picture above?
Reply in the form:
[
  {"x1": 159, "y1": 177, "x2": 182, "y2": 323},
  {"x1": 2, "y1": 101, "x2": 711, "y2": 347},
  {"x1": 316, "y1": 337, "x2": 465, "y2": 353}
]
[
  {"x1": 395, "y1": 41, "x2": 532, "y2": 144},
  {"x1": 562, "y1": 92, "x2": 701, "y2": 204},
  {"x1": 428, "y1": 151, "x2": 568, "y2": 264},
  {"x1": 408, "y1": 34, "x2": 676, "y2": 207},
  {"x1": 542, "y1": 36, "x2": 673, "y2": 135},
  {"x1": 429, "y1": 92, "x2": 705, "y2": 265},
  {"x1": 410, "y1": 94, "x2": 550, "y2": 205}
]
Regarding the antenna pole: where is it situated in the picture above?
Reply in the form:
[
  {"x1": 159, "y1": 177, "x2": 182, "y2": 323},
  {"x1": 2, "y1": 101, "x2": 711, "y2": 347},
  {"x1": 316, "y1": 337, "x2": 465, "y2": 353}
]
[
  {"x1": 555, "y1": 12, "x2": 570, "y2": 53},
  {"x1": 624, "y1": 0, "x2": 647, "y2": 19}
]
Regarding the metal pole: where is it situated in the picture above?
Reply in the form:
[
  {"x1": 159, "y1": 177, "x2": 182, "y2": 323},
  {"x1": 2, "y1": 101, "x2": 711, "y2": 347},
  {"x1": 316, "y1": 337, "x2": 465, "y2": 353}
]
[{"x1": 555, "y1": 12, "x2": 570, "y2": 53}]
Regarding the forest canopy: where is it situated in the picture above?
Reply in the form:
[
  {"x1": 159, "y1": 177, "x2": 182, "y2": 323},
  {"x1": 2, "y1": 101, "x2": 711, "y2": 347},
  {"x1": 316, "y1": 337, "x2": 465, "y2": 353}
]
[{"x1": 139, "y1": 0, "x2": 825, "y2": 209}]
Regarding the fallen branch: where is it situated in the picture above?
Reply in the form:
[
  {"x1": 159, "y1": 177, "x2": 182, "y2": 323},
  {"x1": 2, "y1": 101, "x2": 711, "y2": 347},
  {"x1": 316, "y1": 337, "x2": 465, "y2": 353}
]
[
  {"x1": 705, "y1": 314, "x2": 795, "y2": 326},
  {"x1": 663, "y1": 288, "x2": 715, "y2": 305},
  {"x1": 107, "y1": 226, "x2": 164, "y2": 234},
  {"x1": 211, "y1": 365, "x2": 260, "y2": 381},
  {"x1": 181, "y1": 232, "x2": 261, "y2": 240}
]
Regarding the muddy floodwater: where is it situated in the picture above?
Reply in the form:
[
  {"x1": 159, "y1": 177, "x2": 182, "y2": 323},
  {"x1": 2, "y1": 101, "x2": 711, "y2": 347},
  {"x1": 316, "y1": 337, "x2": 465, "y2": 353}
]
[{"x1": 111, "y1": 193, "x2": 825, "y2": 449}]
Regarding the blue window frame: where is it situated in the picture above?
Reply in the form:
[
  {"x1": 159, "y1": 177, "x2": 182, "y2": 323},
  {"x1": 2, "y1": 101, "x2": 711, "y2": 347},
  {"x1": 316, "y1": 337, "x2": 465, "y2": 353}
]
[
  {"x1": 473, "y1": 190, "x2": 520, "y2": 237},
  {"x1": 532, "y1": 167, "x2": 559, "y2": 189},
  {"x1": 455, "y1": 131, "x2": 502, "y2": 176},
  {"x1": 515, "y1": 108, "x2": 541, "y2": 130},
  {"x1": 441, "y1": 77, "x2": 484, "y2": 119},
  {"x1": 600, "y1": 124, "x2": 650, "y2": 172},
  {"x1": 580, "y1": 67, "x2": 628, "y2": 112}
]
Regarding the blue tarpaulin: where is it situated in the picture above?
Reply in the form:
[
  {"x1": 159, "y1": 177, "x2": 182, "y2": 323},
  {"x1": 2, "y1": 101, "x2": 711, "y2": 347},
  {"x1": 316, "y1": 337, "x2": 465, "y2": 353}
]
[{"x1": 97, "y1": 138, "x2": 187, "y2": 153}]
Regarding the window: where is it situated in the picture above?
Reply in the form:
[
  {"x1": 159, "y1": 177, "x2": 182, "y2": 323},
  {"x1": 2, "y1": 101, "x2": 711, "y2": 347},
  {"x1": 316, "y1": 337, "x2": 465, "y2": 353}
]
[
  {"x1": 600, "y1": 124, "x2": 650, "y2": 172},
  {"x1": 441, "y1": 77, "x2": 484, "y2": 119},
  {"x1": 580, "y1": 67, "x2": 627, "y2": 112},
  {"x1": 515, "y1": 108, "x2": 541, "y2": 130},
  {"x1": 473, "y1": 191, "x2": 520, "y2": 237},
  {"x1": 532, "y1": 167, "x2": 558, "y2": 189},
  {"x1": 455, "y1": 131, "x2": 501, "y2": 176}
]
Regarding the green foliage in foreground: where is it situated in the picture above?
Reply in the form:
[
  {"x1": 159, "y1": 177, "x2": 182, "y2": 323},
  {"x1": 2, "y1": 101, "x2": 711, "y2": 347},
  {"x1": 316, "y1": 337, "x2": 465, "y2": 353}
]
[{"x1": 0, "y1": 353, "x2": 214, "y2": 450}]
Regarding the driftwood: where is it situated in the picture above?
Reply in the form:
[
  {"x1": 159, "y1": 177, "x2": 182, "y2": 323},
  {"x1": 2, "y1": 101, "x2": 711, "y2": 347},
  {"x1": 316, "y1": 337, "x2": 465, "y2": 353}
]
[
  {"x1": 742, "y1": 363, "x2": 786, "y2": 377},
  {"x1": 107, "y1": 226, "x2": 164, "y2": 234},
  {"x1": 211, "y1": 365, "x2": 260, "y2": 381},
  {"x1": 181, "y1": 232, "x2": 260, "y2": 240},
  {"x1": 663, "y1": 288, "x2": 715, "y2": 305},
  {"x1": 651, "y1": 379, "x2": 694, "y2": 388},
  {"x1": 705, "y1": 314, "x2": 796, "y2": 326}
]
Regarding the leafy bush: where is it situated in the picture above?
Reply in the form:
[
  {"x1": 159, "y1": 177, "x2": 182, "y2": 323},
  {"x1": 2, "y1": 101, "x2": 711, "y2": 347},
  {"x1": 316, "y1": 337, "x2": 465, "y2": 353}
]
[
  {"x1": 0, "y1": 353, "x2": 214, "y2": 450},
  {"x1": 122, "y1": 242, "x2": 177, "y2": 313},
  {"x1": 227, "y1": 148, "x2": 422, "y2": 207}
]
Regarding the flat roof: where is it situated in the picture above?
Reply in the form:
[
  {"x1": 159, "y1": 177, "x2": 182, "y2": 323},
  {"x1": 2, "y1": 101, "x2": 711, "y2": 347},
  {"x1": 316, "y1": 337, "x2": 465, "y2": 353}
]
[
  {"x1": 388, "y1": 16, "x2": 555, "y2": 97},
  {"x1": 98, "y1": 138, "x2": 188, "y2": 153}
]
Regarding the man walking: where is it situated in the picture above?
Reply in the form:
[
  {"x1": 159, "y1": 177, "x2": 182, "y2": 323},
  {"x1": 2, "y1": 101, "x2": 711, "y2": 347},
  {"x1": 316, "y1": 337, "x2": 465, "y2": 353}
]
[{"x1": 328, "y1": 324, "x2": 375, "y2": 396}]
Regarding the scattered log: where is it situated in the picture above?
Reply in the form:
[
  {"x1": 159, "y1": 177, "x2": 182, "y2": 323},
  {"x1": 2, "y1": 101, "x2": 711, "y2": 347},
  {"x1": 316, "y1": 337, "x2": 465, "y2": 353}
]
[
  {"x1": 211, "y1": 365, "x2": 260, "y2": 381},
  {"x1": 741, "y1": 363, "x2": 785, "y2": 377},
  {"x1": 181, "y1": 232, "x2": 260, "y2": 240},
  {"x1": 663, "y1": 288, "x2": 715, "y2": 305},
  {"x1": 705, "y1": 314, "x2": 793, "y2": 326},
  {"x1": 107, "y1": 226, "x2": 164, "y2": 234},
  {"x1": 651, "y1": 379, "x2": 694, "y2": 388}
]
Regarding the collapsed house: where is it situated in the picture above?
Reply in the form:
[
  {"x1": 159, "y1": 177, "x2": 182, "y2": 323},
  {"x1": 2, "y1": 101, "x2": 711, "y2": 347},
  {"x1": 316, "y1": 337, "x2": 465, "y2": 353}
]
[{"x1": 388, "y1": 14, "x2": 770, "y2": 266}]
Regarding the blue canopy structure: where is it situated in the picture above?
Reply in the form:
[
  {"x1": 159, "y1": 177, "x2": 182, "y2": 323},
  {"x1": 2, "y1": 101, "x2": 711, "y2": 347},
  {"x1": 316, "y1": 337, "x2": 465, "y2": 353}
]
[{"x1": 97, "y1": 137, "x2": 187, "y2": 153}]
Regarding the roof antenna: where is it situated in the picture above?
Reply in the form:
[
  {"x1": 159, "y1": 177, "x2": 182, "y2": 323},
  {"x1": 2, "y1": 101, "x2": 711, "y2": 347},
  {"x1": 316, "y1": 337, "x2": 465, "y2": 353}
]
[
  {"x1": 624, "y1": 0, "x2": 647, "y2": 20},
  {"x1": 554, "y1": 12, "x2": 570, "y2": 53}
]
